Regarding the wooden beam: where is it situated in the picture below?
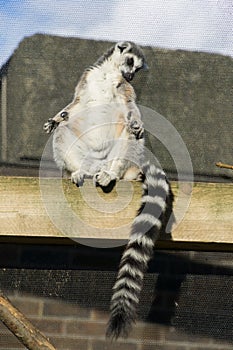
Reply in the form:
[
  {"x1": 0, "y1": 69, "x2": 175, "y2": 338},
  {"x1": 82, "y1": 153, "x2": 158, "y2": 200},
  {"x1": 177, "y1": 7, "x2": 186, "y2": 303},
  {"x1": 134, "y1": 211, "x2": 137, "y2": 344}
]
[
  {"x1": 0, "y1": 294, "x2": 56, "y2": 350},
  {"x1": 0, "y1": 177, "x2": 232, "y2": 244}
]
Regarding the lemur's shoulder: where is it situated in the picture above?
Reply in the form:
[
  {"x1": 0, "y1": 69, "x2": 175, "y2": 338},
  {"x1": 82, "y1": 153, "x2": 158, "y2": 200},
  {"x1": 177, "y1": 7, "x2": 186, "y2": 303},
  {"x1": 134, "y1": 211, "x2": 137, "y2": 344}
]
[{"x1": 74, "y1": 70, "x2": 89, "y2": 99}]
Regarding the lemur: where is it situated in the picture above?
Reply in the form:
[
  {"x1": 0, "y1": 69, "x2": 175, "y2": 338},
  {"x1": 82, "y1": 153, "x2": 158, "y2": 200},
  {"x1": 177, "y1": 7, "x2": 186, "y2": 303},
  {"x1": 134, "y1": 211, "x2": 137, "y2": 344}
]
[{"x1": 43, "y1": 41, "x2": 173, "y2": 339}]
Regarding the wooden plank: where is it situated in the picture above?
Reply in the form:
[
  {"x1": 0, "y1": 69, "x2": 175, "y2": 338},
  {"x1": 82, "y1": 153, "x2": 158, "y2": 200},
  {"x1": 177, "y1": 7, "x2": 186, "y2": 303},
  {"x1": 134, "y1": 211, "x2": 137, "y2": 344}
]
[{"x1": 0, "y1": 177, "x2": 232, "y2": 244}]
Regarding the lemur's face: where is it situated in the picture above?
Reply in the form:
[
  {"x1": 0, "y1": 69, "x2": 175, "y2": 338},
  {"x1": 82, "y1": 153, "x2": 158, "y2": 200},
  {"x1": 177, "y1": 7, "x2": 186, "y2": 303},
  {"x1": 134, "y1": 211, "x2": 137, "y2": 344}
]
[
  {"x1": 121, "y1": 53, "x2": 145, "y2": 82},
  {"x1": 116, "y1": 42, "x2": 147, "y2": 82}
]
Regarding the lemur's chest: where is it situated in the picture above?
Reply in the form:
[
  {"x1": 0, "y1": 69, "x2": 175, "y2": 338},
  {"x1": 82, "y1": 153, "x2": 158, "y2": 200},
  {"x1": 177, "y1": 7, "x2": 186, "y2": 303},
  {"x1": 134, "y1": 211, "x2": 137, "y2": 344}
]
[
  {"x1": 68, "y1": 67, "x2": 134, "y2": 139},
  {"x1": 84, "y1": 69, "x2": 128, "y2": 104}
]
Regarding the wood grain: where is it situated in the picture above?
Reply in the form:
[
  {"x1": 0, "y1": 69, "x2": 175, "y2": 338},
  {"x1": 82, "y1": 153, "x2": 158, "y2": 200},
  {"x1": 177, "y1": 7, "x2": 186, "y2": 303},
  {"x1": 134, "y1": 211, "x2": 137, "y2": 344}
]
[{"x1": 0, "y1": 177, "x2": 232, "y2": 244}]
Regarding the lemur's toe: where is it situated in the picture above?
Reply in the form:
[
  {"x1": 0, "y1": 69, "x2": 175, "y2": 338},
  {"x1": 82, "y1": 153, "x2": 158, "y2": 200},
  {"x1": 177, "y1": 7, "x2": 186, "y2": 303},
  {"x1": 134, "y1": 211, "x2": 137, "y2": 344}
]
[
  {"x1": 94, "y1": 170, "x2": 116, "y2": 187},
  {"x1": 71, "y1": 171, "x2": 85, "y2": 187}
]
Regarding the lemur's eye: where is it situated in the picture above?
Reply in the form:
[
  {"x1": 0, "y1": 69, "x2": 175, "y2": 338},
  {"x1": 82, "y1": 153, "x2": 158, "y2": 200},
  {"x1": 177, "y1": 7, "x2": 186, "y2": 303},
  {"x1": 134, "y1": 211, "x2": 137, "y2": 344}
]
[
  {"x1": 126, "y1": 57, "x2": 134, "y2": 67},
  {"x1": 61, "y1": 111, "x2": 68, "y2": 119}
]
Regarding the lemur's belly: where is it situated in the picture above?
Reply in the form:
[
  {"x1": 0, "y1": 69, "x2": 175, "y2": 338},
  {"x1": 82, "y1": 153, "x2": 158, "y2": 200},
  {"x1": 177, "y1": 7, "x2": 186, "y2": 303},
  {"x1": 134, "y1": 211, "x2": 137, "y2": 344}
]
[
  {"x1": 65, "y1": 102, "x2": 128, "y2": 152},
  {"x1": 53, "y1": 95, "x2": 131, "y2": 175}
]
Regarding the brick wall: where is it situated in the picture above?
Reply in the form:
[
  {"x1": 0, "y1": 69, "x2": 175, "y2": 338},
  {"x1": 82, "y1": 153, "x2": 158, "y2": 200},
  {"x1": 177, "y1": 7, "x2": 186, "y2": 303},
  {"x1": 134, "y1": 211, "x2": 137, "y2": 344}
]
[
  {"x1": 0, "y1": 244, "x2": 232, "y2": 350},
  {"x1": 0, "y1": 293, "x2": 232, "y2": 350}
]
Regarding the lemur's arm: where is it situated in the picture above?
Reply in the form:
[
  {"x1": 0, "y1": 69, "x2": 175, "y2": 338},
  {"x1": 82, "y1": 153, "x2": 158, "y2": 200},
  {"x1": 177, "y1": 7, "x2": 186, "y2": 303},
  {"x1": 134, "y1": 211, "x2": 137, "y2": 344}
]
[
  {"x1": 127, "y1": 110, "x2": 144, "y2": 139},
  {"x1": 43, "y1": 70, "x2": 143, "y2": 138},
  {"x1": 43, "y1": 72, "x2": 87, "y2": 134},
  {"x1": 119, "y1": 81, "x2": 144, "y2": 139}
]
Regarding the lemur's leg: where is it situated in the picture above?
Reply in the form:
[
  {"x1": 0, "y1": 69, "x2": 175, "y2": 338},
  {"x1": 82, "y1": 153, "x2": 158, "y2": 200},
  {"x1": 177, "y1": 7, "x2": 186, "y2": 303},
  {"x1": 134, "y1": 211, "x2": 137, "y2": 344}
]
[
  {"x1": 52, "y1": 124, "x2": 90, "y2": 186},
  {"x1": 94, "y1": 159, "x2": 125, "y2": 187},
  {"x1": 43, "y1": 111, "x2": 69, "y2": 133},
  {"x1": 94, "y1": 130, "x2": 141, "y2": 187}
]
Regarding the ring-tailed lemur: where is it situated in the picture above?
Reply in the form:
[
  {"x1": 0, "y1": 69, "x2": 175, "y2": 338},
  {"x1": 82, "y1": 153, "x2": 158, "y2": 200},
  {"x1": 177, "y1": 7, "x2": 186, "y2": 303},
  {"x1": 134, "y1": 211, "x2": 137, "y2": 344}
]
[{"x1": 43, "y1": 41, "x2": 173, "y2": 339}]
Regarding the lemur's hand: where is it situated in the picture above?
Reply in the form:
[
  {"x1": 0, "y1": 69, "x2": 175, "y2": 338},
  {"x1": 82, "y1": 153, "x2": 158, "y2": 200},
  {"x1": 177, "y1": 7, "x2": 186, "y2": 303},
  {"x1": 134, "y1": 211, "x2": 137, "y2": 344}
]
[
  {"x1": 43, "y1": 119, "x2": 59, "y2": 133},
  {"x1": 43, "y1": 111, "x2": 69, "y2": 134},
  {"x1": 127, "y1": 111, "x2": 144, "y2": 139}
]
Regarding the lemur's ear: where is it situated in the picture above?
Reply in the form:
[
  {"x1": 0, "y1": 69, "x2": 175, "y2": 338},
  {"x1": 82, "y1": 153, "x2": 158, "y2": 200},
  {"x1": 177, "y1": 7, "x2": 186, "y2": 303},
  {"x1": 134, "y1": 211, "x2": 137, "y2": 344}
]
[{"x1": 116, "y1": 42, "x2": 130, "y2": 53}]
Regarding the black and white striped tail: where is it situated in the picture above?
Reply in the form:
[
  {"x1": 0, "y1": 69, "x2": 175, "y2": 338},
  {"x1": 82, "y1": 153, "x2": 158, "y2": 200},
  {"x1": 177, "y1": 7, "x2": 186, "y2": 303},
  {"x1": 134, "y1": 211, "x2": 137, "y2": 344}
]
[{"x1": 106, "y1": 161, "x2": 173, "y2": 339}]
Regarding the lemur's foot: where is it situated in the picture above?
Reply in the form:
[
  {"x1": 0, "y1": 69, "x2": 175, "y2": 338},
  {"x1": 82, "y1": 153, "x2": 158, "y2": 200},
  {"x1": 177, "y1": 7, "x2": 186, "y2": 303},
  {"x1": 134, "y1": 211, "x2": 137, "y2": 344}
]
[
  {"x1": 127, "y1": 112, "x2": 144, "y2": 139},
  {"x1": 43, "y1": 119, "x2": 59, "y2": 133},
  {"x1": 94, "y1": 170, "x2": 117, "y2": 187},
  {"x1": 71, "y1": 170, "x2": 85, "y2": 187}
]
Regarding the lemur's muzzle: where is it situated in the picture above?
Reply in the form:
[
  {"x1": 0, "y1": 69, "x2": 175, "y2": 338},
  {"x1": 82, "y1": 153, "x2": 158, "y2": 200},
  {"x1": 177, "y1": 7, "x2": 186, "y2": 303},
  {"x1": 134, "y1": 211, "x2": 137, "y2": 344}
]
[{"x1": 123, "y1": 72, "x2": 134, "y2": 82}]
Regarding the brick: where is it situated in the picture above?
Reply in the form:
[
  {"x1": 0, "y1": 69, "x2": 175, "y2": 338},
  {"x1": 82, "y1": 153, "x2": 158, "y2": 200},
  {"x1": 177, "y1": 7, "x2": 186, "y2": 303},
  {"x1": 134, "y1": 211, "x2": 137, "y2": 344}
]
[
  {"x1": 0, "y1": 333, "x2": 25, "y2": 348},
  {"x1": 51, "y1": 336, "x2": 88, "y2": 350},
  {"x1": 43, "y1": 300, "x2": 90, "y2": 318},
  {"x1": 91, "y1": 309, "x2": 109, "y2": 321},
  {"x1": 91, "y1": 340, "x2": 137, "y2": 350},
  {"x1": 183, "y1": 347, "x2": 233, "y2": 350},
  {"x1": 164, "y1": 326, "x2": 211, "y2": 344},
  {"x1": 128, "y1": 322, "x2": 166, "y2": 342},
  {"x1": 9, "y1": 296, "x2": 42, "y2": 317},
  {"x1": 66, "y1": 320, "x2": 105, "y2": 337},
  {"x1": 141, "y1": 345, "x2": 188, "y2": 350},
  {"x1": 30, "y1": 318, "x2": 64, "y2": 335}
]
